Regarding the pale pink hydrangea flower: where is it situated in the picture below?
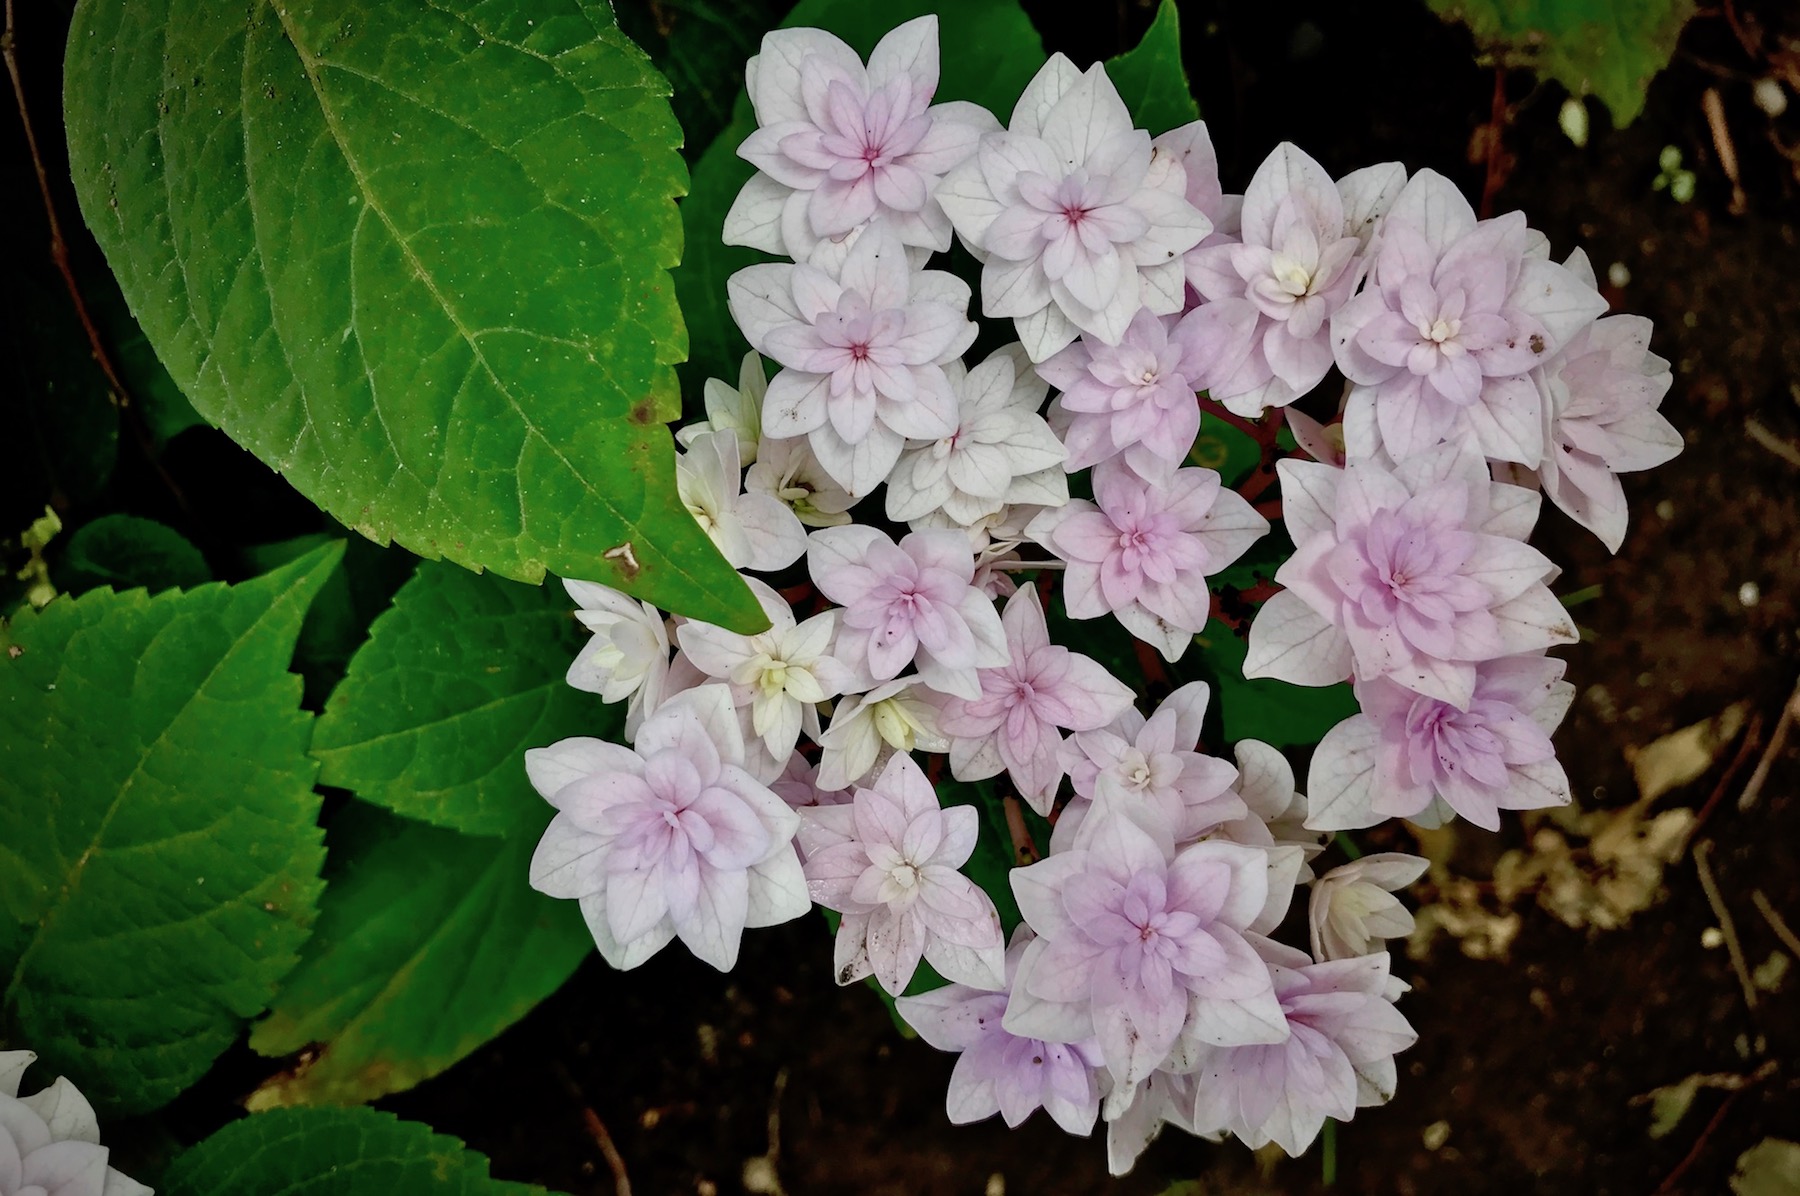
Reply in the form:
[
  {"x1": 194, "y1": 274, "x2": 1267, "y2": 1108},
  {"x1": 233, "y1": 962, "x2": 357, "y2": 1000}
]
[
  {"x1": 808, "y1": 525, "x2": 1008, "y2": 699},
  {"x1": 1039, "y1": 304, "x2": 1258, "y2": 483},
  {"x1": 678, "y1": 350, "x2": 768, "y2": 464},
  {"x1": 676, "y1": 577, "x2": 855, "y2": 772},
  {"x1": 1528, "y1": 250, "x2": 1682, "y2": 553},
  {"x1": 1186, "y1": 144, "x2": 1406, "y2": 417},
  {"x1": 896, "y1": 929, "x2": 1106, "y2": 1136},
  {"x1": 1331, "y1": 169, "x2": 1608, "y2": 466},
  {"x1": 729, "y1": 220, "x2": 978, "y2": 495},
  {"x1": 1187, "y1": 941, "x2": 1416, "y2": 1156},
  {"x1": 562, "y1": 578, "x2": 671, "y2": 739},
  {"x1": 1307, "y1": 853, "x2": 1429, "y2": 961},
  {"x1": 1027, "y1": 459, "x2": 1269, "y2": 661},
  {"x1": 799, "y1": 752, "x2": 1007, "y2": 994},
  {"x1": 935, "y1": 55, "x2": 1211, "y2": 361},
  {"x1": 1005, "y1": 813, "x2": 1294, "y2": 1089},
  {"x1": 1244, "y1": 440, "x2": 1576, "y2": 709},
  {"x1": 935, "y1": 585, "x2": 1136, "y2": 813},
  {"x1": 1057, "y1": 680, "x2": 1247, "y2": 843},
  {"x1": 1211, "y1": 740, "x2": 1328, "y2": 881},
  {"x1": 1306, "y1": 654, "x2": 1574, "y2": 832},
  {"x1": 744, "y1": 434, "x2": 858, "y2": 528},
  {"x1": 0, "y1": 1052, "x2": 150, "y2": 1196},
  {"x1": 815, "y1": 675, "x2": 950, "y2": 790},
  {"x1": 527, "y1": 685, "x2": 809, "y2": 971},
  {"x1": 1102, "y1": 1068, "x2": 1199, "y2": 1177},
  {"x1": 677, "y1": 429, "x2": 807, "y2": 572},
  {"x1": 884, "y1": 346, "x2": 1068, "y2": 527},
  {"x1": 724, "y1": 17, "x2": 998, "y2": 260}
]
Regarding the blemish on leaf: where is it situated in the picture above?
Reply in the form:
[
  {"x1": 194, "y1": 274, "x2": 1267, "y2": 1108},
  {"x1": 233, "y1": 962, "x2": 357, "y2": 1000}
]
[
  {"x1": 604, "y1": 542, "x2": 641, "y2": 579},
  {"x1": 629, "y1": 398, "x2": 656, "y2": 425}
]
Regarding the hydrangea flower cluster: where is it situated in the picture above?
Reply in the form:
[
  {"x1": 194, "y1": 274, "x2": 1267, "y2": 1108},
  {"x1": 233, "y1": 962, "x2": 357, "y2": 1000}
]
[
  {"x1": 0, "y1": 1051, "x2": 150, "y2": 1196},
  {"x1": 525, "y1": 17, "x2": 1680, "y2": 1173}
]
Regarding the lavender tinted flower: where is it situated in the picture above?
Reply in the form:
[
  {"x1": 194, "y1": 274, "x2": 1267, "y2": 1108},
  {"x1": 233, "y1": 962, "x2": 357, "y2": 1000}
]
[
  {"x1": 1038, "y1": 305, "x2": 1258, "y2": 483},
  {"x1": 808, "y1": 525, "x2": 1008, "y2": 699},
  {"x1": 725, "y1": 18, "x2": 997, "y2": 260},
  {"x1": 730, "y1": 220, "x2": 978, "y2": 495},
  {"x1": 1331, "y1": 170, "x2": 1607, "y2": 466},
  {"x1": 897, "y1": 930, "x2": 1105, "y2": 1135},
  {"x1": 935, "y1": 585, "x2": 1137, "y2": 812},
  {"x1": 1530, "y1": 251, "x2": 1682, "y2": 552},
  {"x1": 527, "y1": 685, "x2": 808, "y2": 971},
  {"x1": 1027, "y1": 459, "x2": 1268, "y2": 661},
  {"x1": 1307, "y1": 654, "x2": 1575, "y2": 832},
  {"x1": 1187, "y1": 943, "x2": 1416, "y2": 1155},
  {"x1": 935, "y1": 55, "x2": 1211, "y2": 361},
  {"x1": 1006, "y1": 813, "x2": 1292, "y2": 1088},
  {"x1": 1244, "y1": 440, "x2": 1576, "y2": 708},
  {"x1": 800, "y1": 753, "x2": 1007, "y2": 994}
]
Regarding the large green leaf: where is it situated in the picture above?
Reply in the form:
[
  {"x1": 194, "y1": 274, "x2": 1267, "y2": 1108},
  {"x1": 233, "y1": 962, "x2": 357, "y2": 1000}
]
[
  {"x1": 1103, "y1": 0, "x2": 1199, "y2": 135},
  {"x1": 310, "y1": 561, "x2": 614, "y2": 836},
  {"x1": 247, "y1": 803, "x2": 588, "y2": 1107},
  {"x1": 676, "y1": 0, "x2": 1047, "y2": 393},
  {"x1": 161, "y1": 1107, "x2": 548, "y2": 1195},
  {"x1": 0, "y1": 544, "x2": 339, "y2": 1114},
  {"x1": 1427, "y1": 0, "x2": 1694, "y2": 124},
  {"x1": 63, "y1": 0, "x2": 761, "y2": 631}
]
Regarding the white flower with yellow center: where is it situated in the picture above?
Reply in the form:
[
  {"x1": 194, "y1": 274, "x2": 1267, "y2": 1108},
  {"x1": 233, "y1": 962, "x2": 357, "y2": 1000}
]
[
  {"x1": 678, "y1": 350, "x2": 769, "y2": 465},
  {"x1": 815, "y1": 676, "x2": 951, "y2": 790},
  {"x1": 678, "y1": 578, "x2": 854, "y2": 766}
]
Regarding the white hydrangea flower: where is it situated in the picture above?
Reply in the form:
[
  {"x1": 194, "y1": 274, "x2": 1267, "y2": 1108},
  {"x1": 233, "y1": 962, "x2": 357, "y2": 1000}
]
[
  {"x1": 815, "y1": 676, "x2": 950, "y2": 790},
  {"x1": 1308, "y1": 853, "x2": 1430, "y2": 961},
  {"x1": 885, "y1": 344, "x2": 1068, "y2": 526},
  {"x1": 563, "y1": 578, "x2": 671, "y2": 739},
  {"x1": 677, "y1": 428, "x2": 808, "y2": 572},
  {"x1": 935, "y1": 54, "x2": 1211, "y2": 362},
  {"x1": 677, "y1": 577, "x2": 855, "y2": 767},
  {"x1": 744, "y1": 434, "x2": 858, "y2": 528},
  {"x1": 0, "y1": 1051, "x2": 151, "y2": 1196},
  {"x1": 678, "y1": 350, "x2": 768, "y2": 465}
]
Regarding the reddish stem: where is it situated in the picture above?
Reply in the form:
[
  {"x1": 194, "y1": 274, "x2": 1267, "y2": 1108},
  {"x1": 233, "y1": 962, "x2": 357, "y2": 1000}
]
[
  {"x1": 1253, "y1": 498, "x2": 1283, "y2": 522},
  {"x1": 1478, "y1": 66, "x2": 1509, "y2": 220}
]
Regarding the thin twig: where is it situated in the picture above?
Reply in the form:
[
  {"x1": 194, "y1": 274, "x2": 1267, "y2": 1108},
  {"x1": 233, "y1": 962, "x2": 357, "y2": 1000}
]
[
  {"x1": 1693, "y1": 839, "x2": 1759, "y2": 1015},
  {"x1": 1751, "y1": 890, "x2": 1800, "y2": 959},
  {"x1": 1738, "y1": 677, "x2": 1800, "y2": 811},
  {"x1": 1652, "y1": 1061, "x2": 1777, "y2": 1195},
  {"x1": 1682, "y1": 710, "x2": 1762, "y2": 850},
  {"x1": 2, "y1": 0, "x2": 189, "y2": 513},
  {"x1": 1702, "y1": 86, "x2": 1749, "y2": 216},
  {"x1": 580, "y1": 1107, "x2": 634, "y2": 1196},
  {"x1": 1479, "y1": 66, "x2": 1509, "y2": 220},
  {"x1": 740, "y1": 1068, "x2": 789, "y2": 1196},
  {"x1": 1746, "y1": 419, "x2": 1800, "y2": 469},
  {"x1": 1002, "y1": 794, "x2": 1040, "y2": 866}
]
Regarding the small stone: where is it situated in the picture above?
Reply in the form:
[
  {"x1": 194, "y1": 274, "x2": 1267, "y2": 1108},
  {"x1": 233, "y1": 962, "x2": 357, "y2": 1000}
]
[
  {"x1": 985, "y1": 1174, "x2": 1007, "y2": 1196},
  {"x1": 1656, "y1": 500, "x2": 1676, "y2": 521},
  {"x1": 1739, "y1": 581, "x2": 1761, "y2": 608},
  {"x1": 1607, "y1": 261, "x2": 1631, "y2": 288},
  {"x1": 1702, "y1": 927, "x2": 1725, "y2": 949},
  {"x1": 1753, "y1": 77, "x2": 1788, "y2": 117},
  {"x1": 1423, "y1": 1120, "x2": 1452, "y2": 1151}
]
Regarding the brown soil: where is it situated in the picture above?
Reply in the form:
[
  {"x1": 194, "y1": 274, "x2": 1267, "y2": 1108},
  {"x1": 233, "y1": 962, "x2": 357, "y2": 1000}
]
[{"x1": 388, "y1": 1, "x2": 1800, "y2": 1193}]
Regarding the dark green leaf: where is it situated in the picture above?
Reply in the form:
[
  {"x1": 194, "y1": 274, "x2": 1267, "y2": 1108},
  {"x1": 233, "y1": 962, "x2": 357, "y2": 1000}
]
[
  {"x1": 1104, "y1": 0, "x2": 1199, "y2": 135},
  {"x1": 242, "y1": 531, "x2": 417, "y2": 708},
  {"x1": 160, "y1": 1106, "x2": 548, "y2": 1195},
  {"x1": 1193, "y1": 616, "x2": 1358, "y2": 748},
  {"x1": 615, "y1": 0, "x2": 793, "y2": 160},
  {"x1": 58, "y1": 513, "x2": 211, "y2": 594},
  {"x1": 0, "y1": 545, "x2": 339, "y2": 1114},
  {"x1": 676, "y1": 0, "x2": 1046, "y2": 394},
  {"x1": 310, "y1": 561, "x2": 616, "y2": 836},
  {"x1": 247, "y1": 803, "x2": 588, "y2": 1107},
  {"x1": 1426, "y1": 0, "x2": 1695, "y2": 124},
  {"x1": 64, "y1": 0, "x2": 762, "y2": 630}
]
